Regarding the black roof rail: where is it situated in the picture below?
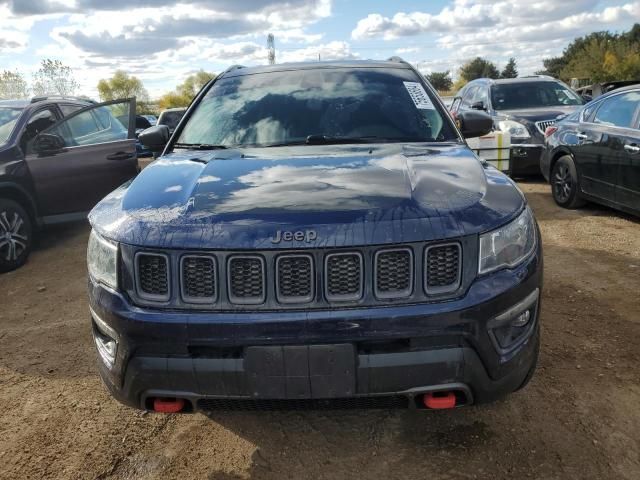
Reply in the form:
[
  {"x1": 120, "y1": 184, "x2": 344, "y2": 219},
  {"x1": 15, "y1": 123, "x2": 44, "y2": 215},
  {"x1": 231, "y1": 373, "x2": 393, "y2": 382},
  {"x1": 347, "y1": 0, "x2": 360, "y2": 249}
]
[
  {"x1": 387, "y1": 56, "x2": 410, "y2": 65},
  {"x1": 30, "y1": 95, "x2": 97, "y2": 104}
]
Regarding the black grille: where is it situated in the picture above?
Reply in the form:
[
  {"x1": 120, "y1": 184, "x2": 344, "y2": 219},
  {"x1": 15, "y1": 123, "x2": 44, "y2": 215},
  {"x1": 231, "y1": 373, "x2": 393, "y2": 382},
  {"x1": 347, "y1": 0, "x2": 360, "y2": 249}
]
[
  {"x1": 228, "y1": 256, "x2": 265, "y2": 304},
  {"x1": 276, "y1": 255, "x2": 313, "y2": 303},
  {"x1": 425, "y1": 244, "x2": 461, "y2": 293},
  {"x1": 375, "y1": 249, "x2": 412, "y2": 298},
  {"x1": 326, "y1": 253, "x2": 363, "y2": 301},
  {"x1": 181, "y1": 256, "x2": 216, "y2": 302},
  {"x1": 198, "y1": 396, "x2": 409, "y2": 411},
  {"x1": 136, "y1": 253, "x2": 169, "y2": 300}
]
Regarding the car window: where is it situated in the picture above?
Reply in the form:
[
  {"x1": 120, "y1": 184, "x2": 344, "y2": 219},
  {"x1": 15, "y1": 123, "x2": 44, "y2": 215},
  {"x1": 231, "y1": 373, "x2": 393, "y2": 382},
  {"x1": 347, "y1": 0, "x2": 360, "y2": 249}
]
[
  {"x1": 22, "y1": 108, "x2": 58, "y2": 153},
  {"x1": 178, "y1": 68, "x2": 458, "y2": 147},
  {"x1": 580, "y1": 101, "x2": 600, "y2": 122},
  {"x1": 592, "y1": 91, "x2": 640, "y2": 128},
  {"x1": 59, "y1": 104, "x2": 84, "y2": 117},
  {"x1": 45, "y1": 102, "x2": 129, "y2": 148},
  {"x1": 0, "y1": 107, "x2": 22, "y2": 146},
  {"x1": 491, "y1": 81, "x2": 583, "y2": 110},
  {"x1": 460, "y1": 86, "x2": 479, "y2": 108}
]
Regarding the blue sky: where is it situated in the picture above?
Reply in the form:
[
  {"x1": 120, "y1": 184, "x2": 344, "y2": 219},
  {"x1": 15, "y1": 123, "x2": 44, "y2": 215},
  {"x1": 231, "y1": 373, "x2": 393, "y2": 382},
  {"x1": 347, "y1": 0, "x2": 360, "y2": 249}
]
[{"x1": 1, "y1": 0, "x2": 639, "y2": 98}]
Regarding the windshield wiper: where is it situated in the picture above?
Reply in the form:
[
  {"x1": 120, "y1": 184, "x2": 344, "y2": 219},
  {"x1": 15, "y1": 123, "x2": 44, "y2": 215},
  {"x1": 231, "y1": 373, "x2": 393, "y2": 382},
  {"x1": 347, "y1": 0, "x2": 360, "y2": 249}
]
[
  {"x1": 174, "y1": 142, "x2": 229, "y2": 150},
  {"x1": 304, "y1": 135, "x2": 429, "y2": 145}
]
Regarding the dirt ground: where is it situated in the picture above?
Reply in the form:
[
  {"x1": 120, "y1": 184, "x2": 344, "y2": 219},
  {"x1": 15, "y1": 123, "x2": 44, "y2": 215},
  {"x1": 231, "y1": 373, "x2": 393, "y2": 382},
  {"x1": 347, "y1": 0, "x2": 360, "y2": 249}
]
[{"x1": 1, "y1": 180, "x2": 639, "y2": 480}]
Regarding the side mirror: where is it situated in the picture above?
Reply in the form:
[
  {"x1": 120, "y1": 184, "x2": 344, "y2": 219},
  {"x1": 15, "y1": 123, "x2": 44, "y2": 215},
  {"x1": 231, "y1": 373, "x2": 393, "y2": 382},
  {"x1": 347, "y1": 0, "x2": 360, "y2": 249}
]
[
  {"x1": 471, "y1": 101, "x2": 486, "y2": 111},
  {"x1": 457, "y1": 110, "x2": 494, "y2": 139},
  {"x1": 139, "y1": 125, "x2": 170, "y2": 153},
  {"x1": 33, "y1": 133, "x2": 65, "y2": 154}
]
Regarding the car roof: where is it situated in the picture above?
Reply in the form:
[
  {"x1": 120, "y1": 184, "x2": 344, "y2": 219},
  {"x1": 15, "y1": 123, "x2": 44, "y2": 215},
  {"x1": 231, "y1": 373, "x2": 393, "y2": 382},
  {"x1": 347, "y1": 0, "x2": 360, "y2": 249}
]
[
  {"x1": 468, "y1": 76, "x2": 561, "y2": 87},
  {"x1": 221, "y1": 59, "x2": 413, "y2": 78},
  {"x1": 590, "y1": 83, "x2": 640, "y2": 100},
  {"x1": 0, "y1": 99, "x2": 30, "y2": 108}
]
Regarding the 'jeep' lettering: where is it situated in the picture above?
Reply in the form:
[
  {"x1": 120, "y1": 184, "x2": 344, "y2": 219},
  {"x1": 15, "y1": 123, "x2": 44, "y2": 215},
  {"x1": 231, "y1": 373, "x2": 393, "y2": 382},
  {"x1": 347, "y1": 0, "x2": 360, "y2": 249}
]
[{"x1": 271, "y1": 230, "x2": 317, "y2": 244}]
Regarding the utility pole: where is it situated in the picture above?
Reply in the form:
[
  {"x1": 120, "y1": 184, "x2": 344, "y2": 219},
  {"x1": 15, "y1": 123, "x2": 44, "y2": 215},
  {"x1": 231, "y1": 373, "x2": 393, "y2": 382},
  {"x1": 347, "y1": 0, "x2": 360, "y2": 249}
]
[{"x1": 267, "y1": 34, "x2": 275, "y2": 65}]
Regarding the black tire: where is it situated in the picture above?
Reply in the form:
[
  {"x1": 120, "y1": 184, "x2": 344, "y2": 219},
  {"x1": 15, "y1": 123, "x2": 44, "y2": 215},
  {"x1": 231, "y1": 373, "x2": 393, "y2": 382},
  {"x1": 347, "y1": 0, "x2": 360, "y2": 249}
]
[
  {"x1": 0, "y1": 199, "x2": 33, "y2": 273},
  {"x1": 551, "y1": 155, "x2": 586, "y2": 209}
]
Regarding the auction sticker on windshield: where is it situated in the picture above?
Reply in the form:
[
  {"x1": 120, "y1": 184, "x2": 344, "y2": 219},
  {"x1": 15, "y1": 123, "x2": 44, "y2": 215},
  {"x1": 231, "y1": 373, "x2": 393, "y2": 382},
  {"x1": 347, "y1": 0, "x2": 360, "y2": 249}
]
[{"x1": 403, "y1": 81, "x2": 435, "y2": 110}]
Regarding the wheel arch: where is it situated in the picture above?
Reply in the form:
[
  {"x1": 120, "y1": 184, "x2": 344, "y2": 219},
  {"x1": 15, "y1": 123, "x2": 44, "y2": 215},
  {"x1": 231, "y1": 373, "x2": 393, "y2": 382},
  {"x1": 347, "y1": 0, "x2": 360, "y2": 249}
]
[
  {"x1": 549, "y1": 148, "x2": 577, "y2": 179},
  {"x1": 0, "y1": 182, "x2": 39, "y2": 226}
]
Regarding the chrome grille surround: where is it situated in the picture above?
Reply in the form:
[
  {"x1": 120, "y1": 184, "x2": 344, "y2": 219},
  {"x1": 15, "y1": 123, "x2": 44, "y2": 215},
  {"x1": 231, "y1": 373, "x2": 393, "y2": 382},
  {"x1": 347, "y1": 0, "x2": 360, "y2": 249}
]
[
  {"x1": 424, "y1": 243, "x2": 462, "y2": 295},
  {"x1": 535, "y1": 119, "x2": 556, "y2": 135},
  {"x1": 276, "y1": 254, "x2": 314, "y2": 304},
  {"x1": 325, "y1": 252, "x2": 364, "y2": 302},
  {"x1": 374, "y1": 248, "x2": 413, "y2": 299},
  {"x1": 180, "y1": 255, "x2": 217, "y2": 304},
  {"x1": 227, "y1": 255, "x2": 266, "y2": 305},
  {"x1": 135, "y1": 252, "x2": 170, "y2": 302}
]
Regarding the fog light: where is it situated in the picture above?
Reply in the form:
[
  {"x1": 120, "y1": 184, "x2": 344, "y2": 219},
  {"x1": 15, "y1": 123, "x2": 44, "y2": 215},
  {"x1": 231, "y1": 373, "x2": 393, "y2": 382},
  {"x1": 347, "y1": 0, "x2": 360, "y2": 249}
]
[
  {"x1": 512, "y1": 309, "x2": 531, "y2": 327},
  {"x1": 90, "y1": 308, "x2": 118, "y2": 369}
]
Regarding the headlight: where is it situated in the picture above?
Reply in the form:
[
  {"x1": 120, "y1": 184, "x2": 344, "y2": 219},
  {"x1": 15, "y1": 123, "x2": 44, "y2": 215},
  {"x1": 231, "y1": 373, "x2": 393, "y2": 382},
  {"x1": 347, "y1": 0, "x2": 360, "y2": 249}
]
[
  {"x1": 87, "y1": 229, "x2": 118, "y2": 289},
  {"x1": 498, "y1": 120, "x2": 530, "y2": 139},
  {"x1": 479, "y1": 207, "x2": 536, "y2": 275}
]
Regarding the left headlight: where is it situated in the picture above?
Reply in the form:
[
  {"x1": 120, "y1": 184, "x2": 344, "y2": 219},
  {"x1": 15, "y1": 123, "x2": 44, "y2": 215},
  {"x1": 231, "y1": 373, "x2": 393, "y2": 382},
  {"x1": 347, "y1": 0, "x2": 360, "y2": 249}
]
[
  {"x1": 479, "y1": 207, "x2": 537, "y2": 275},
  {"x1": 498, "y1": 119, "x2": 530, "y2": 139},
  {"x1": 87, "y1": 229, "x2": 119, "y2": 289}
]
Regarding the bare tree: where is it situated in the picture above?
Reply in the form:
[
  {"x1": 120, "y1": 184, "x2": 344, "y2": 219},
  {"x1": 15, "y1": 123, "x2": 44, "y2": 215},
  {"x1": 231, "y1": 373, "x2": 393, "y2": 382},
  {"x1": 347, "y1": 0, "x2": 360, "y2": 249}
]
[
  {"x1": 32, "y1": 59, "x2": 79, "y2": 96},
  {"x1": 0, "y1": 70, "x2": 29, "y2": 99}
]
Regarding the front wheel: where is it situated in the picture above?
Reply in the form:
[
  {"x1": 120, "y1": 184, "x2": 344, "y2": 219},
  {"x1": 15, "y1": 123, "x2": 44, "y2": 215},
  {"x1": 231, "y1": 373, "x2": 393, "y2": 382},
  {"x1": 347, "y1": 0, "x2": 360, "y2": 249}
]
[
  {"x1": 0, "y1": 199, "x2": 33, "y2": 273},
  {"x1": 551, "y1": 155, "x2": 586, "y2": 209}
]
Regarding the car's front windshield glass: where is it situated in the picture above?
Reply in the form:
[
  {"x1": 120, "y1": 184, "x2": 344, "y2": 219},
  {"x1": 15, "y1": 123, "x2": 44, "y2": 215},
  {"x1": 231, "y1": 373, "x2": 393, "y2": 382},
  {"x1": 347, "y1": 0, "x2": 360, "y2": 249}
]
[
  {"x1": 0, "y1": 107, "x2": 23, "y2": 146},
  {"x1": 177, "y1": 67, "x2": 458, "y2": 147},
  {"x1": 491, "y1": 82, "x2": 583, "y2": 110}
]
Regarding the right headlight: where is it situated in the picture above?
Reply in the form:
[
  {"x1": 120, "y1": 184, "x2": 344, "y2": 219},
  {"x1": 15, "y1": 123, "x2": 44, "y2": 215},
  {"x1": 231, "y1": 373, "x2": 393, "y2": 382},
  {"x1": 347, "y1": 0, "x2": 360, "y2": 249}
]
[
  {"x1": 498, "y1": 120, "x2": 530, "y2": 139},
  {"x1": 87, "y1": 229, "x2": 119, "y2": 290},
  {"x1": 479, "y1": 207, "x2": 536, "y2": 275}
]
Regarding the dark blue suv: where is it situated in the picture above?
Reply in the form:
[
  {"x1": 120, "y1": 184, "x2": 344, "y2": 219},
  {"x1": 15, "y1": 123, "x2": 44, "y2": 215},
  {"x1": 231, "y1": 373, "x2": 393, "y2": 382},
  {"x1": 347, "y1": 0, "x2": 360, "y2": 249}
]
[{"x1": 87, "y1": 60, "x2": 542, "y2": 413}]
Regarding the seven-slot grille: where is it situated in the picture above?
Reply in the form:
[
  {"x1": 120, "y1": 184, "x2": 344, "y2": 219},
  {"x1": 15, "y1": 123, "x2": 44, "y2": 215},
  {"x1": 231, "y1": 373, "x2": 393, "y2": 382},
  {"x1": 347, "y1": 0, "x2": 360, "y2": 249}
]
[
  {"x1": 133, "y1": 243, "x2": 463, "y2": 306},
  {"x1": 136, "y1": 253, "x2": 169, "y2": 301},
  {"x1": 425, "y1": 244, "x2": 461, "y2": 294},
  {"x1": 375, "y1": 249, "x2": 413, "y2": 299},
  {"x1": 325, "y1": 253, "x2": 363, "y2": 301},
  {"x1": 276, "y1": 255, "x2": 314, "y2": 303},
  {"x1": 535, "y1": 119, "x2": 556, "y2": 135},
  {"x1": 181, "y1": 255, "x2": 217, "y2": 302},
  {"x1": 227, "y1": 256, "x2": 266, "y2": 304}
]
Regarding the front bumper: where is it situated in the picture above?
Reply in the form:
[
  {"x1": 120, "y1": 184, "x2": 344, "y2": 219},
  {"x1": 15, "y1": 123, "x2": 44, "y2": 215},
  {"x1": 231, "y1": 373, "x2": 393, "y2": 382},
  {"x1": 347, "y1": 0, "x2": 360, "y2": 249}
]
[
  {"x1": 510, "y1": 143, "x2": 544, "y2": 176},
  {"x1": 89, "y1": 245, "x2": 542, "y2": 411}
]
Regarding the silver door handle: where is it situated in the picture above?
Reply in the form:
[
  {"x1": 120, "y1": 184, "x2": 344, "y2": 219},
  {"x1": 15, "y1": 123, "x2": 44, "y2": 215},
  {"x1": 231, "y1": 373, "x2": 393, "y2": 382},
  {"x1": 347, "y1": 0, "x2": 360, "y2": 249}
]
[
  {"x1": 576, "y1": 133, "x2": 588, "y2": 140},
  {"x1": 624, "y1": 144, "x2": 640, "y2": 154}
]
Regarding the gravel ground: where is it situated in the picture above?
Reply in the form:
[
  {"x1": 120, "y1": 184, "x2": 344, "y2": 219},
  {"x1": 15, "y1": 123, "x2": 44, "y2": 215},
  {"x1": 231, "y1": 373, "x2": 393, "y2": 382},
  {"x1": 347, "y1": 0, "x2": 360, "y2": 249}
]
[{"x1": 0, "y1": 180, "x2": 639, "y2": 480}]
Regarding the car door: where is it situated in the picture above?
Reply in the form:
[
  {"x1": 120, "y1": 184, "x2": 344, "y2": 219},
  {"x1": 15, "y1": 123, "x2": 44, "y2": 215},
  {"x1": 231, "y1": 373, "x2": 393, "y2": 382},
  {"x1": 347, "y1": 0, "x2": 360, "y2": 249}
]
[
  {"x1": 572, "y1": 92, "x2": 640, "y2": 202},
  {"x1": 24, "y1": 98, "x2": 137, "y2": 219},
  {"x1": 615, "y1": 91, "x2": 640, "y2": 211}
]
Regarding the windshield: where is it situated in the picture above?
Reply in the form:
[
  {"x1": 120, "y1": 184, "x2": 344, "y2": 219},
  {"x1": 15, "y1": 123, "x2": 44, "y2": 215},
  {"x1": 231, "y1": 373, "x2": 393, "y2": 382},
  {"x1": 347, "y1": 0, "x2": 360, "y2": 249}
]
[
  {"x1": 491, "y1": 82, "x2": 583, "y2": 110},
  {"x1": 177, "y1": 67, "x2": 457, "y2": 147},
  {"x1": 0, "y1": 107, "x2": 23, "y2": 145}
]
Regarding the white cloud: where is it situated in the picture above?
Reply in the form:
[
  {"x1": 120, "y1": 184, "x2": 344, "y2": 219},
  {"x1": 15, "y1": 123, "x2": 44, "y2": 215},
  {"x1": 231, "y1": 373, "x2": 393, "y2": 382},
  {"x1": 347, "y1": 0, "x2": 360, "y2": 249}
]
[{"x1": 280, "y1": 41, "x2": 358, "y2": 62}]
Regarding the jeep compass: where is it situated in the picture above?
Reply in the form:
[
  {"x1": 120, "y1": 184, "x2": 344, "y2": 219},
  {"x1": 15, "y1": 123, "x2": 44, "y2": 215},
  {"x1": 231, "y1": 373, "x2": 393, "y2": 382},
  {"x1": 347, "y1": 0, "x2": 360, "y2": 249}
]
[{"x1": 87, "y1": 59, "x2": 542, "y2": 413}]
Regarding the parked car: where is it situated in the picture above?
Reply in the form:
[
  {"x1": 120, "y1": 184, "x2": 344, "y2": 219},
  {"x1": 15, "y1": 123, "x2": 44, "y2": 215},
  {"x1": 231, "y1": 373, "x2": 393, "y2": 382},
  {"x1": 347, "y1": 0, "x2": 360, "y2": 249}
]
[
  {"x1": 141, "y1": 114, "x2": 157, "y2": 126},
  {"x1": 88, "y1": 59, "x2": 542, "y2": 414},
  {"x1": 450, "y1": 76, "x2": 584, "y2": 176},
  {"x1": 157, "y1": 107, "x2": 186, "y2": 135},
  {"x1": 541, "y1": 84, "x2": 640, "y2": 216},
  {"x1": 0, "y1": 96, "x2": 137, "y2": 272}
]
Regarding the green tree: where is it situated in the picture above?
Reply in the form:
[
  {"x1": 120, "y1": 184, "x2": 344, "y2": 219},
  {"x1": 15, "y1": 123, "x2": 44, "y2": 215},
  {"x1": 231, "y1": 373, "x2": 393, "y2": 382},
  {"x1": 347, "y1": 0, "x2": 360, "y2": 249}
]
[
  {"x1": 158, "y1": 70, "x2": 216, "y2": 110},
  {"x1": 425, "y1": 71, "x2": 453, "y2": 92},
  {"x1": 97, "y1": 70, "x2": 149, "y2": 102},
  {"x1": 0, "y1": 70, "x2": 29, "y2": 99},
  {"x1": 32, "y1": 59, "x2": 79, "y2": 96},
  {"x1": 459, "y1": 57, "x2": 500, "y2": 82},
  {"x1": 501, "y1": 58, "x2": 518, "y2": 78},
  {"x1": 158, "y1": 91, "x2": 189, "y2": 110}
]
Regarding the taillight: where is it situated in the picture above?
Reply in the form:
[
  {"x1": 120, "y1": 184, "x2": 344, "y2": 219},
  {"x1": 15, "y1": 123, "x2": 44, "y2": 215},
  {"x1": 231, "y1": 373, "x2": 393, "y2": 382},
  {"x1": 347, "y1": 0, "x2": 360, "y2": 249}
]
[{"x1": 544, "y1": 126, "x2": 558, "y2": 138}]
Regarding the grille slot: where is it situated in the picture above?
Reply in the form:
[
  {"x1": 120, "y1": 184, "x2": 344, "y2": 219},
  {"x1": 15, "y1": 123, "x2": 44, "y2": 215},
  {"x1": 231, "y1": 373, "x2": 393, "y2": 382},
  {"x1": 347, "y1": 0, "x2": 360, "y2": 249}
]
[
  {"x1": 181, "y1": 255, "x2": 217, "y2": 303},
  {"x1": 325, "y1": 252, "x2": 363, "y2": 301},
  {"x1": 535, "y1": 119, "x2": 556, "y2": 135},
  {"x1": 276, "y1": 254, "x2": 314, "y2": 304},
  {"x1": 227, "y1": 256, "x2": 266, "y2": 305},
  {"x1": 425, "y1": 243, "x2": 461, "y2": 294},
  {"x1": 375, "y1": 249, "x2": 413, "y2": 299},
  {"x1": 198, "y1": 396, "x2": 409, "y2": 411},
  {"x1": 135, "y1": 253, "x2": 170, "y2": 301}
]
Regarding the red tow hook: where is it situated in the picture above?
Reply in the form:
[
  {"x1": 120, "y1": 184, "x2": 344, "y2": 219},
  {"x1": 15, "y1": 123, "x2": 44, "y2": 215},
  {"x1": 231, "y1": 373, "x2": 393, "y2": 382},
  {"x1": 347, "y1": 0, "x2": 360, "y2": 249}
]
[
  {"x1": 423, "y1": 391, "x2": 457, "y2": 410},
  {"x1": 152, "y1": 397, "x2": 186, "y2": 413}
]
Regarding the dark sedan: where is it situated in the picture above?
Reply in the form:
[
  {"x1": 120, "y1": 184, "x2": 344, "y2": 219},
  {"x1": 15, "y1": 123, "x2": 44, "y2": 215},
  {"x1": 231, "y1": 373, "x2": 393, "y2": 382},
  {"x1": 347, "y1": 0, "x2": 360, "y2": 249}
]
[{"x1": 541, "y1": 85, "x2": 640, "y2": 216}]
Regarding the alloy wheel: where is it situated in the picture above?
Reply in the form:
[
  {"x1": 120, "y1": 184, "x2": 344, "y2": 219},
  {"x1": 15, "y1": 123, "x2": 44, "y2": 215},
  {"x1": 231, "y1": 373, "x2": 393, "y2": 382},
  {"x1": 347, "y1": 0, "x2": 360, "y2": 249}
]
[
  {"x1": 553, "y1": 164, "x2": 572, "y2": 203},
  {"x1": 0, "y1": 210, "x2": 29, "y2": 262}
]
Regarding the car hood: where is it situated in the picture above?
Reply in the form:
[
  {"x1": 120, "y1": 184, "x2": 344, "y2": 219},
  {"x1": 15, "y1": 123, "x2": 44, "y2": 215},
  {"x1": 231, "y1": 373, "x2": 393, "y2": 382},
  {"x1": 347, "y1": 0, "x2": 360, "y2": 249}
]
[
  {"x1": 89, "y1": 143, "x2": 525, "y2": 249},
  {"x1": 497, "y1": 106, "x2": 579, "y2": 122}
]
